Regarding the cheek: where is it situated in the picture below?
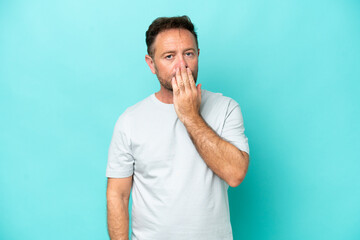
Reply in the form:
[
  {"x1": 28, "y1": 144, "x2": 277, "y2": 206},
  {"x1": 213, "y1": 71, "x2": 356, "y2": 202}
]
[
  {"x1": 158, "y1": 62, "x2": 174, "y2": 74},
  {"x1": 190, "y1": 64, "x2": 198, "y2": 72},
  {"x1": 189, "y1": 59, "x2": 198, "y2": 68}
]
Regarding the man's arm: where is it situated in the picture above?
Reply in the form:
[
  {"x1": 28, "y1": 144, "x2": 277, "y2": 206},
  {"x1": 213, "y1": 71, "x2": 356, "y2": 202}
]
[
  {"x1": 106, "y1": 176, "x2": 133, "y2": 240},
  {"x1": 171, "y1": 65, "x2": 249, "y2": 187},
  {"x1": 183, "y1": 115, "x2": 249, "y2": 187}
]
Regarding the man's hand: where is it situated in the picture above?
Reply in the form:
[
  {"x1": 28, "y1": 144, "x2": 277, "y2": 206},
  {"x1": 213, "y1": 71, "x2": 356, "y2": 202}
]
[{"x1": 171, "y1": 64, "x2": 202, "y2": 125}]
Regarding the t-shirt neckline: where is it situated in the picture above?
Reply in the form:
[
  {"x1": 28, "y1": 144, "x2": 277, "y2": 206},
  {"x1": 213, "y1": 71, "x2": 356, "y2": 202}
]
[
  {"x1": 150, "y1": 89, "x2": 206, "y2": 111},
  {"x1": 150, "y1": 93, "x2": 175, "y2": 110}
]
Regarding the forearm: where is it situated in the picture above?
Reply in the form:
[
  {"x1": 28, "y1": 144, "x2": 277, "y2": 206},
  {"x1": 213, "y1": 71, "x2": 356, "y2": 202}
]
[
  {"x1": 107, "y1": 196, "x2": 130, "y2": 240},
  {"x1": 184, "y1": 115, "x2": 249, "y2": 187},
  {"x1": 170, "y1": 65, "x2": 248, "y2": 186}
]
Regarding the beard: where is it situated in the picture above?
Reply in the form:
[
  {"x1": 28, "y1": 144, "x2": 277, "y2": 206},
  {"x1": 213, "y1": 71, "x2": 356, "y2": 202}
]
[
  {"x1": 154, "y1": 66, "x2": 198, "y2": 92},
  {"x1": 157, "y1": 75, "x2": 174, "y2": 91}
]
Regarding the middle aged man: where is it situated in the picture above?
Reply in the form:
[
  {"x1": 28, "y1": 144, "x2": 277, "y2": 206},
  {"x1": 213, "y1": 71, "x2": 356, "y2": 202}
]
[{"x1": 106, "y1": 15, "x2": 250, "y2": 240}]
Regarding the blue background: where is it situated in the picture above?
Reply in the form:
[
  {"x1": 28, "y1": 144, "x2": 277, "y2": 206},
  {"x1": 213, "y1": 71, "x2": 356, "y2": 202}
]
[{"x1": 1, "y1": 0, "x2": 359, "y2": 239}]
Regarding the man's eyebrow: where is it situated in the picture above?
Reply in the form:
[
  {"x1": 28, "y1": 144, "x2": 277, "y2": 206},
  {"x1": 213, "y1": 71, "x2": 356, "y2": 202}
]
[
  {"x1": 183, "y1": 48, "x2": 196, "y2": 52},
  {"x1": 161, "y1": 48, "x2": 197, "y2": 56},
  {"x1": 161, "y1": 51, "x2": 176, "y2": 56}
]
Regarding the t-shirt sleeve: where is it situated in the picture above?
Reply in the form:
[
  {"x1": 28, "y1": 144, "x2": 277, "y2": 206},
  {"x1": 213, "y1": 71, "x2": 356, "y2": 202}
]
[
  {"x1": 220, "y1": 98, "x2": 250, "y2": 155},
  {"x1": 106, "y1": 112, "x2": 135, "y2": 178}
]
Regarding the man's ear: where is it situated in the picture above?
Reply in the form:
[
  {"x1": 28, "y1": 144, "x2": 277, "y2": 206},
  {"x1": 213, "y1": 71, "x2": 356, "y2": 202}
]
[
  {"x1": 198, "y1": 48, "x2": 200, "y2": 57},
  {"x1": 145, "y1": 55, "x2": 156, "y2": 74}
]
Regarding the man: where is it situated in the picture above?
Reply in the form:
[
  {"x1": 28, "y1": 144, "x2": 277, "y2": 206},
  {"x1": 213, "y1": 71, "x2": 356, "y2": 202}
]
[{"x1": 106, "y1": 15, "x2": 249, "y2": 240}]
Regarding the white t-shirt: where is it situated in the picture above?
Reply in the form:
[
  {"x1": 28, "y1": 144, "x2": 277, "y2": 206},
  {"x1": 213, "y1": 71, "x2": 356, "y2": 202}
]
[{"x1": 106, "y1": 89, "x2": 249, "y2": 240}]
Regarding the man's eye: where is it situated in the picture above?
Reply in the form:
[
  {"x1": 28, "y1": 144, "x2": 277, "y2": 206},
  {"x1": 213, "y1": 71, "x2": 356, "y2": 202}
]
[
  {"x1": 165, "y1": 55, "x2": 173, "y2": 59},
  {"x1": 186, "y1": 52, "x2": 194, "y2": 56}
]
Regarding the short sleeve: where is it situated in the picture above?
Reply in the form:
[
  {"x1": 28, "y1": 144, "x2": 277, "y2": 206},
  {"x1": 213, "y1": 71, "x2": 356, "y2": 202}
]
[
  {"x1": 220, "y1": 99, "x2": 250, "y2": 155},
  {"x1": 106, "y1": 112, "x2": 135, "y2": 178}
]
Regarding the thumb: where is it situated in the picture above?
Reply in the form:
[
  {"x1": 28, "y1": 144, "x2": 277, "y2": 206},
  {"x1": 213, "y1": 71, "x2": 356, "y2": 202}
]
[{"x1": 197, "y1": 83, "x2": 201, "y2": 93}]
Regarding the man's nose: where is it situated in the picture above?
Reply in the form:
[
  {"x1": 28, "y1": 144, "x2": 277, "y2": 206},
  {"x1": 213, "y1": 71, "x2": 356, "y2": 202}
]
[{"x1": 175, "y1": 55, "x2": 188, "y2": 68}]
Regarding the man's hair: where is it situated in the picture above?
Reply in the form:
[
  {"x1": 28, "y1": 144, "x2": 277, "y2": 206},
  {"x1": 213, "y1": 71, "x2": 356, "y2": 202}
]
[{"x1": 145, "y1": 15, "x2": 199, "y2": 58}]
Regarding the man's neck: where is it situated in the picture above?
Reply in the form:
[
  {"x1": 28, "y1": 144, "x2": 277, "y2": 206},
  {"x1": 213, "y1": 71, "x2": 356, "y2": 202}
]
[{"x1": 155, "y1": 87, "x2": 174, "y2": 104}]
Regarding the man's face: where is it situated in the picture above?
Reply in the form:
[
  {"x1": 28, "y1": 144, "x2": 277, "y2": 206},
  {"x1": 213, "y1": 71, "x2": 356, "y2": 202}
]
[{"x1": 146, "y1": 28, "x2": 199, "y2": 91}]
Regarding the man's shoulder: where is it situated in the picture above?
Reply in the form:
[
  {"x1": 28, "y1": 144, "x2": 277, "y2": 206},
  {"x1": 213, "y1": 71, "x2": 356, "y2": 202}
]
[
  {"x1": 202, "y1": 89, "x2": 238, "y2": 108},
  {"x1": 115, "y1": 94, "x2": 153, "y2": 123},
  {"x1": 124, "y1": 94, "x2": 153, "y2": 115}
]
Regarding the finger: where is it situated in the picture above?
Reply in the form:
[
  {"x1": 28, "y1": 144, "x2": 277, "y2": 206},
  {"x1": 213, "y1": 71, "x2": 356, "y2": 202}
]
[
  {"x1": 175, "y1": 67, "x2": 184, "y2": 92},
  {"x1": 181, "y1": 65, "x2": 190, "y2": 92},
  {"x1": 172, "y1": 77, "x2": 180, "y2": 95},
  {"x1": 197, "y1": 83, "x2": 202, "y2": 102},
  {"x1": 187, "y1": 67, "x2": 196, "y2": 91}
]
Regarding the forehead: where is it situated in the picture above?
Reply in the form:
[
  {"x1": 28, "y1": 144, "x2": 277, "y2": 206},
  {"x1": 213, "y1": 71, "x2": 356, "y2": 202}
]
[{"x1": 153, "y1": 28, "x2": 197, "y2": 53}]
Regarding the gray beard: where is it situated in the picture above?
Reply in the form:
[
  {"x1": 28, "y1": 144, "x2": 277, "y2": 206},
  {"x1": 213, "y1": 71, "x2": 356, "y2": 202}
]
[{"x1": 157, "y1": 76, "x2": 173, "y2": 92}]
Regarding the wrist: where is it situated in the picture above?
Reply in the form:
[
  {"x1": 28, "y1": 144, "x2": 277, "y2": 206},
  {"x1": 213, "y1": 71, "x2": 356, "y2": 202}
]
[{"x1": 183, "y1": 113, "x2": 203, "y2": 128}]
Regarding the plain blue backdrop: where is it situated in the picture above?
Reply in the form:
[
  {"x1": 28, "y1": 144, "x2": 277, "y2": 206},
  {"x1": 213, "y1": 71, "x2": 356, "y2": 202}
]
[{"x1": 1, "y1": 0, "x2": 359, "y2": 239}]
